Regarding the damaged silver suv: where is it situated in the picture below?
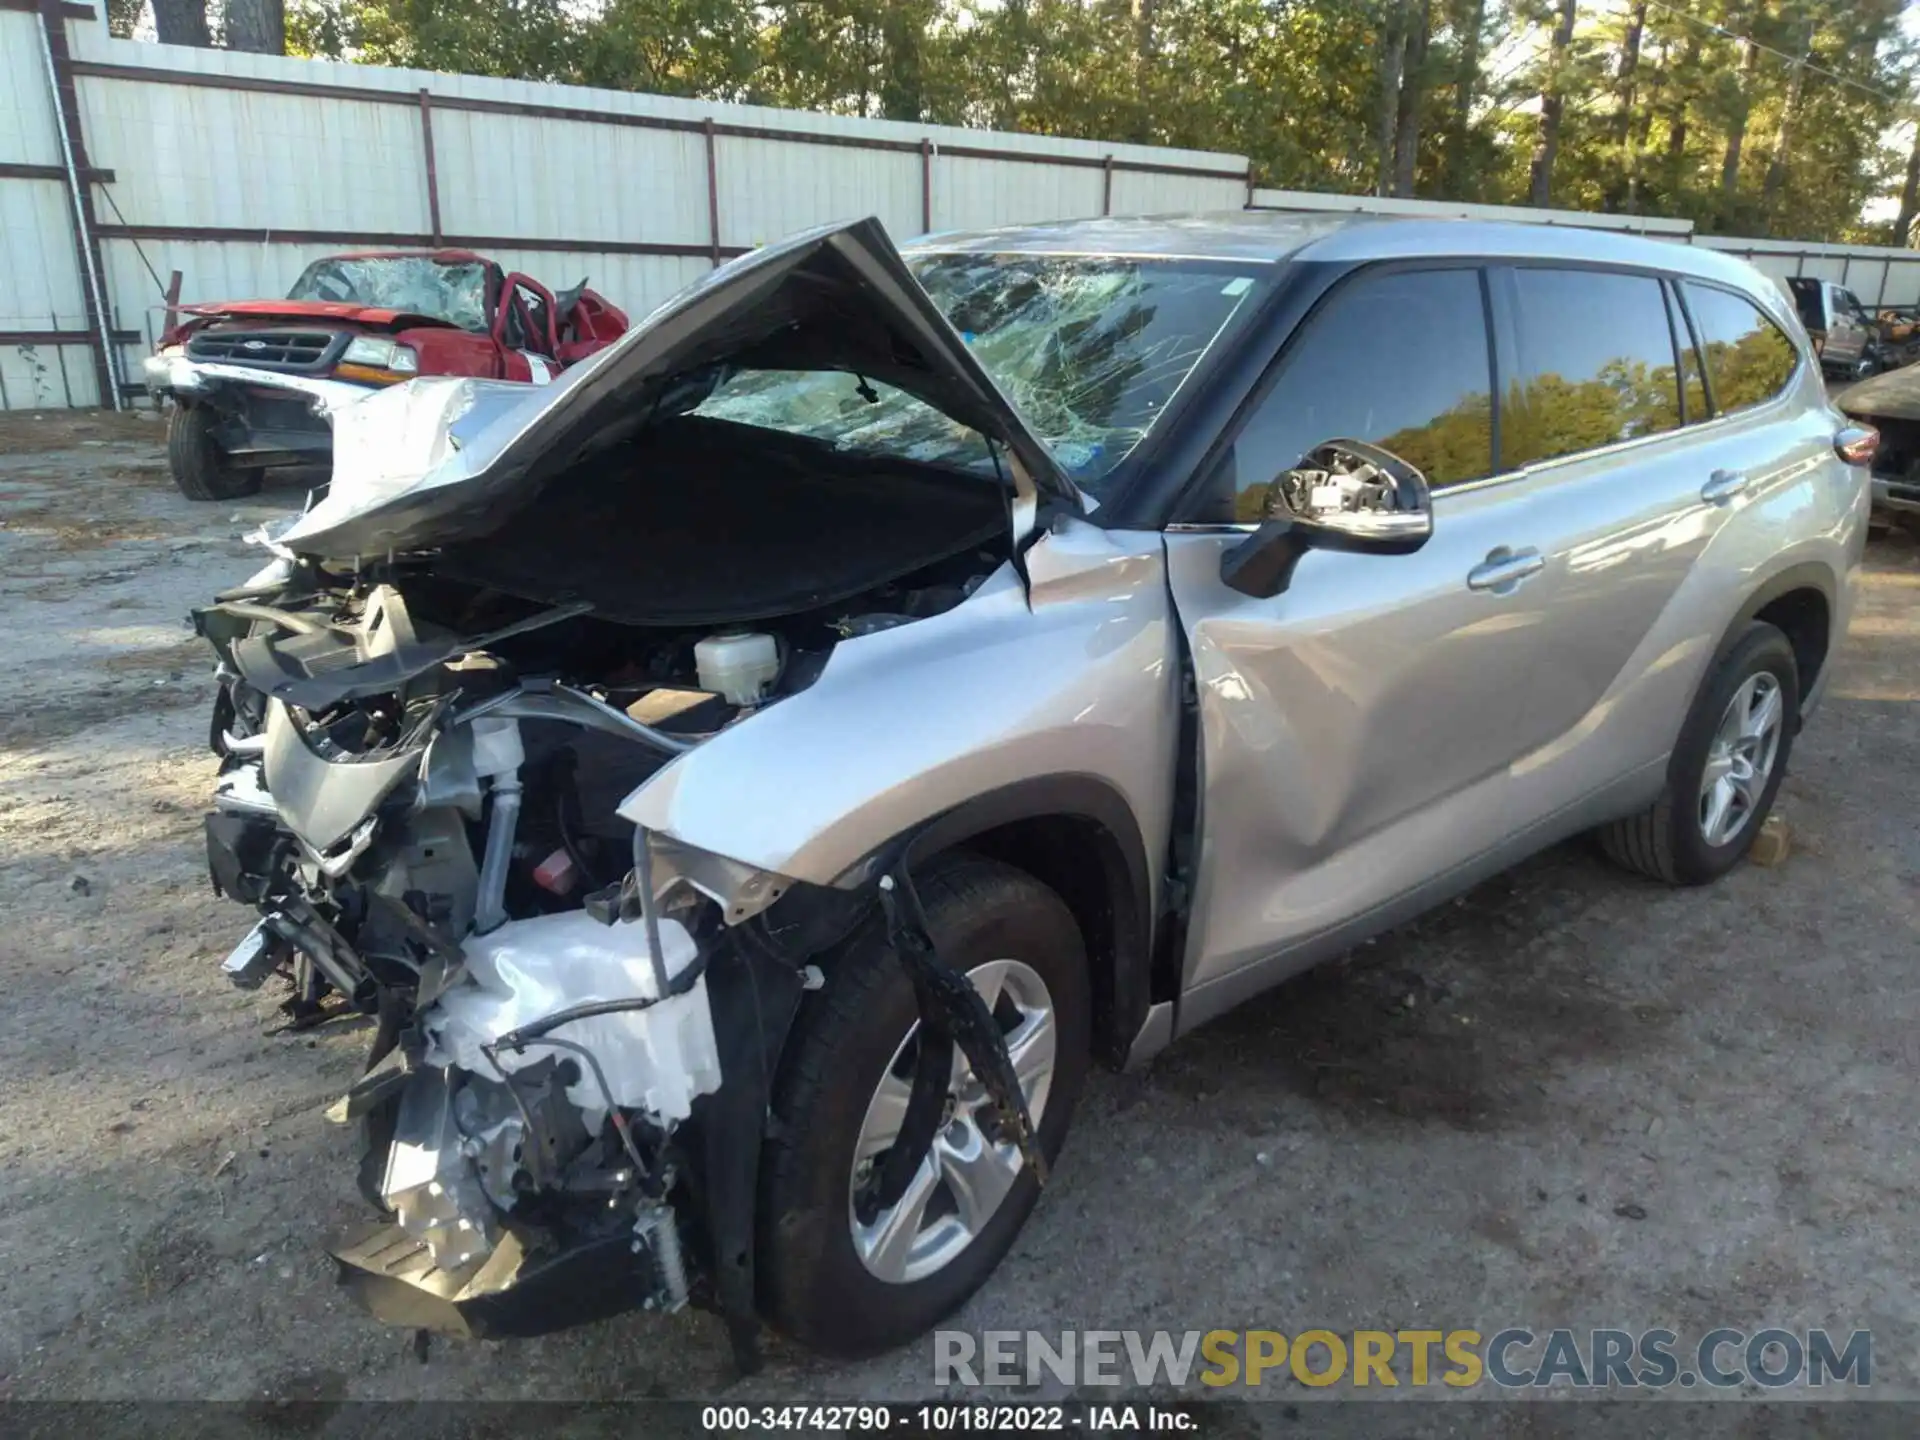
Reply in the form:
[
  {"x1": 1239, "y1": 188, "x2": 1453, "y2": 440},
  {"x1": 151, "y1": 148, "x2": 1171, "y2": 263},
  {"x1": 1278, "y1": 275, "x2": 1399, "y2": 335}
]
[{"x1": 194, "y1": 214, "x2": 1869, "y2": 1364}]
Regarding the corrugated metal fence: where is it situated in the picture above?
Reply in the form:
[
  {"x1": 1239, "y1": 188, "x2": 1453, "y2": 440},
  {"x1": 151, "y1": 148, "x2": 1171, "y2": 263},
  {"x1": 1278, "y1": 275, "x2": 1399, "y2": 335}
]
[
  {"x1": 1248, "y1": 187, "x2": 1697, "y2": 236},
  {"x1": 0, "y1": 0, "x2": 1252, "y2": 409},
  {"x1": 9, "y1": 1, "x2": 1920, "y2": 411},
  {"x1": 1691, "y1": 238, "x2": 1920, "y2": 308}
]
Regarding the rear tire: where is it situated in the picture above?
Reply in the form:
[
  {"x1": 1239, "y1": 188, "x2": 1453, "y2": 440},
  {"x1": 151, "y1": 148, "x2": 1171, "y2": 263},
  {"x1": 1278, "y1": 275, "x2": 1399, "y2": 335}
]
[
  {"x1": 1598, "y1": 621, "x2": 1798, "y2": 885},
  {"x1": 168, "y1": 403, "x2": 262, "y2": 501},
  {"x1": 757, "y1": 855, "x2": 1089, "y2": 1358}
]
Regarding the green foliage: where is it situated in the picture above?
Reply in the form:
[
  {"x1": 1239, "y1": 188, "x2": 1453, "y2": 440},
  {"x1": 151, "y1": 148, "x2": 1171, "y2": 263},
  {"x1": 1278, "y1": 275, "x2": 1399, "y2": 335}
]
[
  {"x1": 269, "y1": 0, "x2": 1920, "y2": 243},
  {"x1": 1502, "y1": 359, "x2": 1682, "y2": 468},
  {"x1": 1701, "y1": 326, "x2": 1798, "y2": 411},
  {"x1": 1383, "y1": 390, "x2": 1494, "y2": 487},
  {"x1": 107, "y1": 0, "x2": 144, "y2": 39}
]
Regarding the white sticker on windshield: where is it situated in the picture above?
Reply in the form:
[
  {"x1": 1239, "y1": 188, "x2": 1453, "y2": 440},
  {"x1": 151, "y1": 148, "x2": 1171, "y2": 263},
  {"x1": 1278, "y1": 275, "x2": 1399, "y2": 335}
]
[{"x1": 1221, "y1": 277, "x2": 1253, "y2": 296}]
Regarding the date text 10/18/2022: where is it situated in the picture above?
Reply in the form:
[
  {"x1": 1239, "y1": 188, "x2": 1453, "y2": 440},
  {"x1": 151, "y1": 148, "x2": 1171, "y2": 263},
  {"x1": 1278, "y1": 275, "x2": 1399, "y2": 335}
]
[{"x1": 701, "y1": 1405, "x2": 1198, "y2": 1432}]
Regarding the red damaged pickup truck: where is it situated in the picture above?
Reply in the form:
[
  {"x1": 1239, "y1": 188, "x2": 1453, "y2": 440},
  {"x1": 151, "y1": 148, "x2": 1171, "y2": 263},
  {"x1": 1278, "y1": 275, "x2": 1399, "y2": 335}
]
[{"x1": 143, "y1": 250, "x2": 627, "y2": 500}]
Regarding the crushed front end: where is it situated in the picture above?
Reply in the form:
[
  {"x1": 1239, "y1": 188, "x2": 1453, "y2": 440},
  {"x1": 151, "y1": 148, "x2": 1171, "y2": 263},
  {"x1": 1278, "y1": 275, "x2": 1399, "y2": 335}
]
[
  {"x1": 330, "y1": 908, "x2": 716, "y2": 1338},
  {"x1": 189, "y1": 217, "x2": 1081, "y2": 1361},
  {"x1": 193, "y1": 565, "x2": 848, "y2": 1351}
]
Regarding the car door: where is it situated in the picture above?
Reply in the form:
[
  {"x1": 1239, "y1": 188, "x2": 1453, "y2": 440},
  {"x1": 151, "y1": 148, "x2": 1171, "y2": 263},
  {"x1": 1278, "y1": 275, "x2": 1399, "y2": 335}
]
[
  {"x1": 1786, "y1": 278, "x2": 1824, "y2": 344},
  {"x1": 1821, "y1": 283, "x2": 1867, "y2": 370},
  {"x1": 493, "y1": 275, "x2": 562, "y2": 383},
  {"x1": 1470, "y1": 265, "x2": 1751, "y2": 822},
  {"x1": 1164, "y1": 264, "x2": 1571, "y2": 1016}
]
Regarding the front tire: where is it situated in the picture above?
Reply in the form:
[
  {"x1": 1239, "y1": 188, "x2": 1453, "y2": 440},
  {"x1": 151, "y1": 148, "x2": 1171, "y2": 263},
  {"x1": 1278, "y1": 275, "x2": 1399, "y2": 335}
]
[
  {"x1": 168, "y1": 403, "x2": 262, "y2": 501},
  {"x1": 1598, "y1": 621, "x2": 1798, "y2": 885},
  {"x1": 757, "y1": 855, "x2": 1089, "y2": 1358}
]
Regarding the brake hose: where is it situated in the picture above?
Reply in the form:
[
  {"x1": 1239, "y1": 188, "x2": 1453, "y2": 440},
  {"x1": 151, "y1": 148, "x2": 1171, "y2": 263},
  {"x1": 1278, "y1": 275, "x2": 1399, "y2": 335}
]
[{"x1": 488, "y1": 949, "x2": 712, "y2": 1052}]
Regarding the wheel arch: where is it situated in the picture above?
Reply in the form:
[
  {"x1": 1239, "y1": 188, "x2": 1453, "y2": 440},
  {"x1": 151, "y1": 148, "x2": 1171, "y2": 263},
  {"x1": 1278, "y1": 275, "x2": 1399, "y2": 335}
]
[
  {"x1": 1721, "y1": 561, "x2": 1835, "y2": 721},
  {"x1": 710, "y1": 779, "x2": 1154, "y2": 1360},
  {"x1": 899, "y1": 775, "x2": 1156, "y2": 1071}
]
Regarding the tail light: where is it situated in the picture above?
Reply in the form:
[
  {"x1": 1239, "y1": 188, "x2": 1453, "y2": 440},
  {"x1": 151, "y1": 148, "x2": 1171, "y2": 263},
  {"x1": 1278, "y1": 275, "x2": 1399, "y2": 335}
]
[{"x1": 1834, "y1": 424, "x2": 1879, "y2": 467}]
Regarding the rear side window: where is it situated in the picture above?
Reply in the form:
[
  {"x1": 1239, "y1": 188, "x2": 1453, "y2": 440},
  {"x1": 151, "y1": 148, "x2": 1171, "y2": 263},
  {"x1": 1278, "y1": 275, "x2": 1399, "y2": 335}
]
[
  {"x1": 1684, "y1": 283, "x2": 1799, "y2": 414},
  {"x1": 1228, "y1": 267, "x2": 1493, "y2": 519},
  {"x1": 1500, "y1": 268, "x2": 1682, "y2": 469}
]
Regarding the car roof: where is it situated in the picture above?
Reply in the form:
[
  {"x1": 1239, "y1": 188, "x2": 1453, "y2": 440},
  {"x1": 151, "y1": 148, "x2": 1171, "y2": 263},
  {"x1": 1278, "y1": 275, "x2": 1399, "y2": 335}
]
[
  {"x1": 313, "y1": 248, "x2": 498, "y2": 266},
  {"x1": 908, "y1": 211, "x2": 1357, "y2": 262},
  {"x1": 906, "y1": 210, "x2": 1775, "y2": 296}
]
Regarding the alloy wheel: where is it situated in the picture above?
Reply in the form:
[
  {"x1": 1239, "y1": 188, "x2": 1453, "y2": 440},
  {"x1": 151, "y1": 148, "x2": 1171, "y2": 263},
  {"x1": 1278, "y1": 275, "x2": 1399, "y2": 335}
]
[
  {"x1": 848, "y1": 958, "x2": 1056, "y2": 1285},
  {"x1": 1698, "y1": 671, "x2": 1784, "y2": 847}
]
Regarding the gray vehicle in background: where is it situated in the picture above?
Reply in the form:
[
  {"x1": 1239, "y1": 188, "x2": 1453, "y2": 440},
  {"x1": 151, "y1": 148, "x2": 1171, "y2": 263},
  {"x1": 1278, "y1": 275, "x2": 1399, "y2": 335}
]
[
  {"x1": 1787, "y1": 275, "x2": 1881, "y2": 379},
  {"x1": 191, "y1": 213, "x2": 1870, "y2": 1365}
]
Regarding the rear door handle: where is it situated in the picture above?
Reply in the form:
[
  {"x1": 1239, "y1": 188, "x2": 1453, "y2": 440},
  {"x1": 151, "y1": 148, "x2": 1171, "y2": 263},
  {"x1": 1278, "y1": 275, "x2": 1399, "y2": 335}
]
[
  {"x1": 1466, "y1": 546, "x2": 1545, "y2": 593},
  {"x1": 1702, "y1": 469, "x2": 1750, "y2": 504}
]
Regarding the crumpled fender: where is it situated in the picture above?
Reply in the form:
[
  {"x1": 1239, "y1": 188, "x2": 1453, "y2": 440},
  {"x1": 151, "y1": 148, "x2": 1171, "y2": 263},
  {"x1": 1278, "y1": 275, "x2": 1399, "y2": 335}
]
[
  {"x1": 141, "y1": 354, "x2": 373, "y2": 414},
  {"x1": 617, "y1": 517, "x2": 1180, "y2": 898}
]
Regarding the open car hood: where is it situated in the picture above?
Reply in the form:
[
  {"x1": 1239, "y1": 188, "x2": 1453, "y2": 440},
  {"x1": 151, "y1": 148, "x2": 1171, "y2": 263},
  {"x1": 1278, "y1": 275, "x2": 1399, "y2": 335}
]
[
  {"x1": 276, "y1": 219, "x2": 1080, "y2": 560},
  {"x1": 176, "y1": 298, "x2": 457, "y2": 330},
  {"x1": 1836, "y1": 365, "x2": 1920, "y2": 424}
]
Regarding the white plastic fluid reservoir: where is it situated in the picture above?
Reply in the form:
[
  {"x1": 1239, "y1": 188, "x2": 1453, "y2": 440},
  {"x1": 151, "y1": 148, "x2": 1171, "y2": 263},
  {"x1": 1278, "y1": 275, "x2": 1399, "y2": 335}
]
[
  {"x1": 694, "y1": 631, "x2": 779, "y2": 706},
  {"x1": 423, "y1": 911, "x2": 719, "y2": 1124}
]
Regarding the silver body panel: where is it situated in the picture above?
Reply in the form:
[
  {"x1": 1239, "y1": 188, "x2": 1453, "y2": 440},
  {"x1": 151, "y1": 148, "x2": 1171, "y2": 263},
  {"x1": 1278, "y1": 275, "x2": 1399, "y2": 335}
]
[
  {"x1": 1164, "y1": 376, "x2": 1863, "y2": 1030},
  {"x1": 262, "y1": 698, "x2": 421, "y2": 853},
  {"x1": 620, "y1": 218, "x2": 1863, "y2": 1047}
]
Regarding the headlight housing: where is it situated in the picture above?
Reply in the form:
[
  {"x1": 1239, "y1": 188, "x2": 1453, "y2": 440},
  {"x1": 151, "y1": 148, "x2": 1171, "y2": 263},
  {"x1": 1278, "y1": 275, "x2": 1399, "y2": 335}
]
[{"x1": 338, "y1": 337, "x2": 420, "y2": 377}]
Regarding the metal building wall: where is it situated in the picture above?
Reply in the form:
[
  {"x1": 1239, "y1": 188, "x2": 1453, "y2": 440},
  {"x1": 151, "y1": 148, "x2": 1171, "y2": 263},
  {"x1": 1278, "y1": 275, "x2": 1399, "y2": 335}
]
[
  {"x1": 1690, "y1": 237, "x2": 1920, "y2": 307},
  {"x1": 17, "y1": 2, "x2": 1920, "y2": 414},
  {"x1": 1251, "y1": 185, "x2": 1920, "y2": 311},
  {"x1": 1248, "y1": 186, "x2": 1695, "y2": 235},
  {"x1": 0, "y1": 4, "x2": 102, "y2": 408},
  {"x1": 1, "y1": 5, "x2": 1252, "y2": 408}
]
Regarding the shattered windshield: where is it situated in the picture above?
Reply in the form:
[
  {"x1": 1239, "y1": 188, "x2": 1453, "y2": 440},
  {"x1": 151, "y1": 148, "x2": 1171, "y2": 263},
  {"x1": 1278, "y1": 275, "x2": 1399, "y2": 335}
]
[
  {"x1": 688, "y1": 254, "x2": 1266, "y2": 494},
  {"x1": 287, "y1": 256, "x2": 492, "y2": 331}
]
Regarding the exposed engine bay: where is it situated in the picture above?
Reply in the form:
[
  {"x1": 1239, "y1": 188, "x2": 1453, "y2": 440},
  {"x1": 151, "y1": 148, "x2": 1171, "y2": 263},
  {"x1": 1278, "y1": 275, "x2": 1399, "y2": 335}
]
[{"x1": 196, "y1": 521, "x2": 1008, "y2": 1348}]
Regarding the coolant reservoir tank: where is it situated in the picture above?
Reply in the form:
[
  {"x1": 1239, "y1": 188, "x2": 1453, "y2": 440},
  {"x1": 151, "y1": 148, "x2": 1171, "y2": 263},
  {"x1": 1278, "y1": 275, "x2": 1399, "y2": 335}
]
[
  {"x1": 695, "y1": 632, "x2": 779, "y2": 706},
  {"x1": 469, "y1": 716, "x2": 524, "y2": 777}
]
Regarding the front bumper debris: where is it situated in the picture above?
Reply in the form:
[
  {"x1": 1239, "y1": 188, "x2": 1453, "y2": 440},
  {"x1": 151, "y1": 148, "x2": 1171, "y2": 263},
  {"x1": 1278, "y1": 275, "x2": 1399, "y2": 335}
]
[
  {"x1": 1872, "y1": 474, "x2": 1920, "y2": 516},
  {"x1": 142, "y1": 353, "x2": 370, "y2": 414},
  {"x1": 877, "y1": 869, "x2": 1046, "y2": 1192},
  {"x1": 220, "y1": 920, "x2": 278, "y2": 989},
  {"x1": 332, "y1": 1221, "x2": 662, "y2": 1339}
]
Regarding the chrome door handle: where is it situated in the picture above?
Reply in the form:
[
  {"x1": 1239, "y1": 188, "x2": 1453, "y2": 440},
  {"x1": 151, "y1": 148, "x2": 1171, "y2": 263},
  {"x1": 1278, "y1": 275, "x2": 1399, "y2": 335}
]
[
  {"x1": 1466, "y1": 546, "x2": 1545, "y2": 593},
  {"x1": 1702, "y1": 469, "x2": 1750, "y2": 504}
]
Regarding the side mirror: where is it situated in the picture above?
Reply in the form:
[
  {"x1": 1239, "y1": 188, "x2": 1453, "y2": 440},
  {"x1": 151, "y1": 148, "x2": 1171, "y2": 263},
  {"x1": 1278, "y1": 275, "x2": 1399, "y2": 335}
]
[{"x1": 1221, "y1": 439, "x2": 1434, "y2": 599}]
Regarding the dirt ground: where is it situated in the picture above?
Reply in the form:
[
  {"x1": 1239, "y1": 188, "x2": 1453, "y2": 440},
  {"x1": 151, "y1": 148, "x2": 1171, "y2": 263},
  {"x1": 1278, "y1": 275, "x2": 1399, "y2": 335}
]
[{"x1": 1, "y1": 408, "x2": 1917, "y2": 1411}]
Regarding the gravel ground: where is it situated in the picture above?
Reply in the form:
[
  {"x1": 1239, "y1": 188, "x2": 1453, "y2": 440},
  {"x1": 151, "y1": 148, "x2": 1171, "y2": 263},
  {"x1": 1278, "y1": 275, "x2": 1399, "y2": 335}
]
[{"x1": 1, "y1": 409, "x2": 1916, "y2": 1413}]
